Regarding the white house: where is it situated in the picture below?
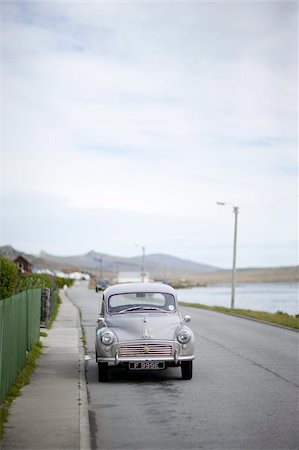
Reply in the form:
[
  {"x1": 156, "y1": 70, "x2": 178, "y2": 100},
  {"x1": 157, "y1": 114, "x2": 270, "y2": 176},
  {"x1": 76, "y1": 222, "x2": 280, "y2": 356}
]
[
  {"x1": 117, "y1": 271, "x2": 150, "y2": 283},
  {"x1": 68, "y1": 271, "x2": 90, "y2": 281}
]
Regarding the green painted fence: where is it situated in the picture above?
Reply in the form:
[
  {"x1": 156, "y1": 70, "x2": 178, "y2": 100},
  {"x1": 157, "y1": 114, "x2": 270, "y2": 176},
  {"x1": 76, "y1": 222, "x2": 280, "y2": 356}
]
[{"x1": 0, "y1": 288, "x2": 41, "y2": 402}]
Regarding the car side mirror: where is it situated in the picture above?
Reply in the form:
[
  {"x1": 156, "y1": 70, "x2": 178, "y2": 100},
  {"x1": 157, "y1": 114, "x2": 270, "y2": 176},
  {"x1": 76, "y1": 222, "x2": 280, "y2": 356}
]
[
  {"x1": 184, "y1": 314, "x2": 191, "y2": 323},
  {"x1": 97, "y1": 317, "x2": 106, "y2": 327}
]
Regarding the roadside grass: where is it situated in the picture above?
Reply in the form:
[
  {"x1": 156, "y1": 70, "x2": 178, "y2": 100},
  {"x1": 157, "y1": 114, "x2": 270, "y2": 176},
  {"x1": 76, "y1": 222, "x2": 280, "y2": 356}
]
[
  {"x1": 0, "y1": 341, "x2": 43, "y2": 438},
  {"x1": 179, "y1": 302, "x2": 299, "y2": 330},
  {"x1": 46, "y1": 292, "x2": 61, "y2": 329},
  {"x1": 77, "y1": 308, "x2": 87, "y2": 350}
]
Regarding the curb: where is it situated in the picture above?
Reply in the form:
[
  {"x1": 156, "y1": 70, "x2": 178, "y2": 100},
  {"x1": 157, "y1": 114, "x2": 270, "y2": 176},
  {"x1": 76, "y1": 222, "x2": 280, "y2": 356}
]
[
  {"x1": 63, "y1": 290, "x2": 91, "y2": 450},
  {"x1": 79, "y1": 338, "x2": 91, "y2": 450}
]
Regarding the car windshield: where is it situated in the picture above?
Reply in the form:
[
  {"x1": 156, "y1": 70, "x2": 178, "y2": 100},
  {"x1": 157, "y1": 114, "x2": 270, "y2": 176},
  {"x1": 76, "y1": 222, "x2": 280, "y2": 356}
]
[
  {"x1": 98, "y1": 279, "x2": 109, "y2": 285},
  {"x1": 107, "y1": 292, "x2": 176, "y2": 314}
]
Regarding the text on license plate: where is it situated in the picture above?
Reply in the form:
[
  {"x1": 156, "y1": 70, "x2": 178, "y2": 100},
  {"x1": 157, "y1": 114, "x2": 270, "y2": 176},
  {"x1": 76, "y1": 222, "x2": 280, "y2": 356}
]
[{"x1": 129, "y1": 361, "x2": 165, "y2": 370}]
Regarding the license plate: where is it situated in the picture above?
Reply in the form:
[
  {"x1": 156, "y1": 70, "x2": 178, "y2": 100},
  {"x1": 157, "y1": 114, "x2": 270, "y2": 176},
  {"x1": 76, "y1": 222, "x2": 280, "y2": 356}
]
[{"x1": 129, "y1": 361, "x2": 165, "y2": 370}]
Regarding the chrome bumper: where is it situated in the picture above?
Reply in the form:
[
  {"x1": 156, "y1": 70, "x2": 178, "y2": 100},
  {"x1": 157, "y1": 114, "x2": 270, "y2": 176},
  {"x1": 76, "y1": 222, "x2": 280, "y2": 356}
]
[{"x1": 97, "y1": 351, "x2": 195, "y2": 365}]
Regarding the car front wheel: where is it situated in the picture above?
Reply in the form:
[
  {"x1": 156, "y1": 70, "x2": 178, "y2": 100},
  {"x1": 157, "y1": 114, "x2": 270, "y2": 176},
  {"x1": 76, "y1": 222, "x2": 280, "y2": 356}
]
[
  {"x1": 98, "y1": 362, "x2": 109, "y2": 382},
  {"x1": 181, "y1": 361, "x2": 192, "y2": 380}
]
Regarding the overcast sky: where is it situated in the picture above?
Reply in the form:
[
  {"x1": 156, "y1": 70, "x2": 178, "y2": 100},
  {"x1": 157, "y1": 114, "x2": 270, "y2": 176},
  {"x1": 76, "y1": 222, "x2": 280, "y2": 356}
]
[{"x1": 0, "y1": 1, "x2": 298, "y2": 268}]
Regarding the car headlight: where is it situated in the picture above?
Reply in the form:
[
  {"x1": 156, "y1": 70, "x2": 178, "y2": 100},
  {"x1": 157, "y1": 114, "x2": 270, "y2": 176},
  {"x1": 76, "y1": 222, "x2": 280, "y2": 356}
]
[
  {"x1": 101, "y1": 330, "x2": 115, "y2": 345},
  {"x1": 177, "y1": 329, "x2": 192, "y2": 344}
]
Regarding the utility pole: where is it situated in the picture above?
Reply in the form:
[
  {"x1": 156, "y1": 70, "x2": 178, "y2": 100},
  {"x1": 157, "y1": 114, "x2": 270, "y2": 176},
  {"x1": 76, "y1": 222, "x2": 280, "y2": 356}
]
[
  {"x1": 95, "y1": 257, "x2": 103, "y2": 279},
  {"x1": 231, "y1": 206, "x2": 239, "y2": 309},
  {"x1": 141, "y1": 246, "x2": 145, "y2": 283},
  {"x1": 135, "y1": 244, "x2": 146, "y2": 282},
  {"x1": 217, "y1": 202, "x2": 239, "y2": 309},
  {"x1": 100, "y1": 258, "x2": 103, "y2": 279}
]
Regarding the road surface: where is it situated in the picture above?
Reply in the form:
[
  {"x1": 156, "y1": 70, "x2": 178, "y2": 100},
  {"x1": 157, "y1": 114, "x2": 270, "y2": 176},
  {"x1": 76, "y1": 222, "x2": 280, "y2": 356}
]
[{"x1": 68, "y1": 282, "x2": 298, "y2": 450}]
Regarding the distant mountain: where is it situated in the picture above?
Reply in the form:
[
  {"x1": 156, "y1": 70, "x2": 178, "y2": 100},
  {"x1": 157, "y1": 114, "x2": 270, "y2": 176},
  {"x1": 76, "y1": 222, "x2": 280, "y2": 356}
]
[
  {"x1": 39, "y1": 249, "x2": 220, "y2": 275},
  {"x1": 0, "y1": 245, "x2": 45, "y2": 266},
  {"x1": 1, "y1": 245, "x2": 297, "y2": 283},
  {"x1": 129, "y1": 253, "x2": 218, "y2": 274},
  {"x1": 0, "y1": 245, "x2": 219, "y2": 276},
  {"x1": 0, "y1": 245, "x2": 18, "y2": 259}
]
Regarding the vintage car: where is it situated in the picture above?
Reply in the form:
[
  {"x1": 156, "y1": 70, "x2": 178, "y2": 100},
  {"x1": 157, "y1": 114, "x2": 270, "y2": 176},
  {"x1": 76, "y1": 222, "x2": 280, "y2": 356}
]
[
  {"x1": 95, "y1": 282, "x2": 195, "y2": 381},
  {"x1": 95, "y1": 278, "x2": 110, "y2": 292}
]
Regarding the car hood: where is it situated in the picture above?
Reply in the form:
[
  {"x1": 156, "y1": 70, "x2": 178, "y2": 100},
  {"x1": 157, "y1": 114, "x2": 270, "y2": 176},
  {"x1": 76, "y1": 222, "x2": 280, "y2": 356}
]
[{"x1": 105, "y1": 314, "x2": 182, "y2": 341}]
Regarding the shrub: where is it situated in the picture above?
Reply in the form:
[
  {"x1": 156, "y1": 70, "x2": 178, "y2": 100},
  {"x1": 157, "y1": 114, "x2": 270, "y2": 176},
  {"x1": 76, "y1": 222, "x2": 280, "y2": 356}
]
[
  {"x1": 55, "y1": 277, "x2": 74, "y2": 289},
  {"x1": 0, "y1": 262, "x2": 72, "y2": 300},
  {"x1": 16, "y1": 273, "x2": 55, "y2": 292},
  {"x1": 0, "y1": 257, "x2": 19, "y2": 300}
]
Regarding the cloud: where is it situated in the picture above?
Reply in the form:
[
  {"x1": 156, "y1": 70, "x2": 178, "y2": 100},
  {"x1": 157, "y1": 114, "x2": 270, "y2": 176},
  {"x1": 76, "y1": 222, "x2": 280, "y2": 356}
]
[
  {"x1": 0, "y1": 1, "x2": 297, "y2": 267},
  {"x1": 0, "y1": 191, "x2": 297, "y2": 268}
]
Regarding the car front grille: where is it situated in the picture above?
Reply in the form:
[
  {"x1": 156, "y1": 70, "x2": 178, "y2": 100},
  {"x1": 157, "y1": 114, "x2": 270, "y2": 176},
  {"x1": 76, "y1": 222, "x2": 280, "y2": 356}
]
[{"x1": 119, "y1": 343, "x2": 172, "y2": 357}]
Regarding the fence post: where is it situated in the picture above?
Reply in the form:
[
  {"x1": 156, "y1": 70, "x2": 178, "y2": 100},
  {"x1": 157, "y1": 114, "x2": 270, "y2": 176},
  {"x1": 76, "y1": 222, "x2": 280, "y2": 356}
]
[{"x1": 40, "y1": 288, "x2": 51, "y2": 327}]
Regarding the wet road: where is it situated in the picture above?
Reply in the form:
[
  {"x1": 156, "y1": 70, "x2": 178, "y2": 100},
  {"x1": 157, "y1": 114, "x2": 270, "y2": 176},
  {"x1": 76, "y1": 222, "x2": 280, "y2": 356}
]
[{"x1": 68, "y1": 282, "x2": 298, "y2": 450}]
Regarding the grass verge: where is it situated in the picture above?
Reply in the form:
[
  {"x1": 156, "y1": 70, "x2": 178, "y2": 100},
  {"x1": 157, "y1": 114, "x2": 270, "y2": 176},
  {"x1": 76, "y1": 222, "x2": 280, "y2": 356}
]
[
  {"x1": 179, "y1": 302, "x2": 299, "y2": 330},
  {"x1": 46, "y1": 292, "x2": 61, "y2": 329},
  {"x1": 0, "y1": 341, "x2": 43, "y2": 438}
]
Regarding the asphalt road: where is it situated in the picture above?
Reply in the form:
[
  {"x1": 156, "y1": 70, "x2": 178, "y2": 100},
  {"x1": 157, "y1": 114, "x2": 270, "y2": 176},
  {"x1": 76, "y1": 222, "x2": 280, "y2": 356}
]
[{"x1": 68, "y1": 282, "x2": 299, "y2": 450}]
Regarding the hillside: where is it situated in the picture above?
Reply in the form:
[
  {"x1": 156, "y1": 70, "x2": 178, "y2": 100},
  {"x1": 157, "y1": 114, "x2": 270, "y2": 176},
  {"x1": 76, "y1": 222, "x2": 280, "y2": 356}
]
[
  {"x1": 1, "y1": 245, "x2": 298, "y2": 283},
  {"x1": 38, "y1": 249, "x2": 219, "y2": 276},
  {"x1": 0, "y1": 246, "x2": 219, "y2": 277},
  {"x1": 187, "y1": 266, "x2": 299, "y2": 285}
]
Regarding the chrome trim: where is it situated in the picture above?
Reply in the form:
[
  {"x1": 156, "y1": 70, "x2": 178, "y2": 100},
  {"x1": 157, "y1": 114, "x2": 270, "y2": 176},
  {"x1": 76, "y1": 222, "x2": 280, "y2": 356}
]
[
  {"x1": 178, "y1": 355, "x2": 195, "y2": 361},
  {"x1": 174, "y1": 349, "x2": 178, "y2": 364},
  {"x1": 142, "y1": 317, "x2": 151, "y2": 339},
  {"x1": 97, "y1": 354, "x2": 195, "y2": 364},
  {"x1": 119, "y1": 342, "x2": 173, "y2": 357}
]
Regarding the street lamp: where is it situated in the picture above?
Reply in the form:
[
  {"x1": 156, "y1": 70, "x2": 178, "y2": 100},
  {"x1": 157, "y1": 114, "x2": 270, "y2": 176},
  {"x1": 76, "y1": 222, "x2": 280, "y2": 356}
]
[
  {"x1": 135, "y1": 244, "x2": 145, "y2": 282},
  {"x1": 217, "y1": 202, "x2": 240, "y2": 309},
  {"x1": 95, "y1": 257, "x2": 103, "y2": 278},
  {"x1": 99, "y1": 258, "x2": 103, "y2": 279}
]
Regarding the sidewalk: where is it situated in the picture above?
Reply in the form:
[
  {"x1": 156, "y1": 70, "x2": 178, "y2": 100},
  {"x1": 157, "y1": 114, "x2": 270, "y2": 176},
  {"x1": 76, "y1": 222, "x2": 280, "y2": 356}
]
[{"x1": 1, "y1": 291, "x2": 90, "y2": 450}]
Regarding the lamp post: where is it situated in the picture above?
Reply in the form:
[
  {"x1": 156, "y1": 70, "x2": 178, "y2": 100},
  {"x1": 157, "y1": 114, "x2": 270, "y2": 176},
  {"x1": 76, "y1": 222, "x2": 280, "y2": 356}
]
[
  {"x1": 100, "y1": 258, "x2": 103, "y2": 279},
  {"x1": 135, "y1": 244, "x2": 145, "y2": 282},
  {"x1": 95, "y1": 257, "x2": 103, "y2": 279},
  {"x1": 217, "y1": 202, "x2": 239, "y2": 309}
]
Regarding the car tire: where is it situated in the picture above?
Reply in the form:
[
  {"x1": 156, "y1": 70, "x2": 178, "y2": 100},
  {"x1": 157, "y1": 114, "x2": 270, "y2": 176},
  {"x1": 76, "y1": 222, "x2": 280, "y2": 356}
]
[
  {"x1": 181, "y1": 361, "x2": 192, "y2": 380},
  {"x1": 98, "y1": 362, "x2": 109, "y2": 382}
]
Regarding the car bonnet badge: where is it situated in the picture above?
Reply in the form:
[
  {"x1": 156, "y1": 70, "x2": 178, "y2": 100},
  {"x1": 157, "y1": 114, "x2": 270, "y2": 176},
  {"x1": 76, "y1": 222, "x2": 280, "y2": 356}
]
[{"x1": 143, "y1": 317, "x2": 151, "y2": 339}]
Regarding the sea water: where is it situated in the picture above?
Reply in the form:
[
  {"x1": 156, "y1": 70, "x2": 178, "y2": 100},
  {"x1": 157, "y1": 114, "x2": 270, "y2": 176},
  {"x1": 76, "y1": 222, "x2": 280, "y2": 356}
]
[{"x1": 176, "y1": 282, "x2": 299, "y2": 316}]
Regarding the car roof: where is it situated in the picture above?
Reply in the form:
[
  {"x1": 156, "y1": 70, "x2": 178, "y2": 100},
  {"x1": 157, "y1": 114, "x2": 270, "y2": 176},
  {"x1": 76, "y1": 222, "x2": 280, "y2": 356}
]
[{"x1": 103, "y1": 282, "x2": 177, "y2": 299}]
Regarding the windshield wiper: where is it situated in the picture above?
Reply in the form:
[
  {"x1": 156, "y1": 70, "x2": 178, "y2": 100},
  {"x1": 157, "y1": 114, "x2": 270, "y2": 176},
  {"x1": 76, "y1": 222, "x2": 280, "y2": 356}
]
[
  {"x1": 119, "y1": 306, "x2": 143, "y2": 314},
  {"x1": 119, "y1": 306, "x2": 168, "y2": 314},
  {"x1": 141, "y1": 307, "x2": 167, "y2": 312}
]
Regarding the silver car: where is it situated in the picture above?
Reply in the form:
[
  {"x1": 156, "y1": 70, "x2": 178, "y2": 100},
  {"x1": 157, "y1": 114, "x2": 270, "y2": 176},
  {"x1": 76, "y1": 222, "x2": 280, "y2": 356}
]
[{"x1": 95, "y1": 282, "x2": 195, "y2": 381}]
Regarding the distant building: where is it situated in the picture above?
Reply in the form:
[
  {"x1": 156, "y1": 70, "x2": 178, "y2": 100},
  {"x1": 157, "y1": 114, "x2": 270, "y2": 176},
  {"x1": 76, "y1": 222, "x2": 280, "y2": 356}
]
[
  {"x1": 34, "y1": 268, "x2": 90, "y2": 281},
  {"x1": 14, "y1": 255, "x2": 32, "y2": 274},
  {"x1": 34, "y1": 268, "x2": 56, "y2": 276},
  {"x1": 117, "y1": 271, "x2": 150, "y2": 283},
  {"x1": 68, "y1": 271, "x2": 90, "y2": 281}
]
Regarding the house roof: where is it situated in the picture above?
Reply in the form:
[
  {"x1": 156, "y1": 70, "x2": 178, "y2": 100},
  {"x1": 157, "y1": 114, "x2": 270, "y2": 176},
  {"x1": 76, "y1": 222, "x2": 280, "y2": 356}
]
[{"x1": 14, "y1": 255, "x2": 32, "y2": 264}]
